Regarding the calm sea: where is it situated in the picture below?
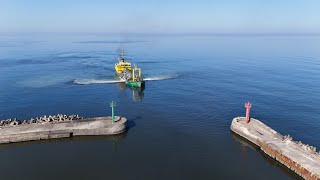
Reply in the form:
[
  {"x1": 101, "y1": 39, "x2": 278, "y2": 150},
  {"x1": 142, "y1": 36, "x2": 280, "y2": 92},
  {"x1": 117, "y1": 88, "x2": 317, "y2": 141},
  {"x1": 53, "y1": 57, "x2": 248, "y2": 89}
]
[{"x1": 0, "y1": 34, "x2": 319, "y2": 179}]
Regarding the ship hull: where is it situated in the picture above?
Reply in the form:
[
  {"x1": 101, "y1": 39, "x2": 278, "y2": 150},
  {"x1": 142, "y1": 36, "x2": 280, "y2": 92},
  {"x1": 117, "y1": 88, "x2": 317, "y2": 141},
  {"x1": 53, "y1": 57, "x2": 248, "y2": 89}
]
[
  {"x1": 116, "y1": 72, "x2": 145, "y2": 88},
  {"x1": 126, "y1": 81, "x2": 145, "y2": 88}
]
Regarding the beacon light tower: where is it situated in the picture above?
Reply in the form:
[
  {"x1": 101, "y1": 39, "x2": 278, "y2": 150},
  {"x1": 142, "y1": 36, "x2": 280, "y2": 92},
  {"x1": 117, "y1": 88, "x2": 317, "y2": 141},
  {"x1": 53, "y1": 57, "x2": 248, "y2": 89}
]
[
  {"x1": 244, "y1": 102, "x2": 252, "y2": 124},
  {"x1": 110, "y1": 101, "x2": 116, "y2": 123}
]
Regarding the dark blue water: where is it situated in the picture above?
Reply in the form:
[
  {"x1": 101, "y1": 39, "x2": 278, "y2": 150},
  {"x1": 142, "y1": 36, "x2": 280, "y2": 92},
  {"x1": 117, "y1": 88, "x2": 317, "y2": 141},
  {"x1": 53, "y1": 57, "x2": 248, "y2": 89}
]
[{"x1": 0, "y1": 34, "x2": 319, "y2": 179}]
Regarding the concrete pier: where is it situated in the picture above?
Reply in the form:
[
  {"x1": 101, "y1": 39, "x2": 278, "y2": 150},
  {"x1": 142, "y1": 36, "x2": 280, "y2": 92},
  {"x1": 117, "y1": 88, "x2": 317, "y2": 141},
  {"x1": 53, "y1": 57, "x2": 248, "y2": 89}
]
[
  {"x1": 0, "y1": 116, "x2": 127, "y2": 144},
  {"x1": 231, "y1": 117, "x2": 320, "y2": 180}
]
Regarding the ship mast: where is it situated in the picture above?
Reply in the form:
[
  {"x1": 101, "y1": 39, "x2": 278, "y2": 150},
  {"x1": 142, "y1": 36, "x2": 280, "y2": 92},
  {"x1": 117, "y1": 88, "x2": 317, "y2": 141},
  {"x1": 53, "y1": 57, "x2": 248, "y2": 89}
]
[{"x1": 120, "y1": 48, "x2": 125, "y2": 62}]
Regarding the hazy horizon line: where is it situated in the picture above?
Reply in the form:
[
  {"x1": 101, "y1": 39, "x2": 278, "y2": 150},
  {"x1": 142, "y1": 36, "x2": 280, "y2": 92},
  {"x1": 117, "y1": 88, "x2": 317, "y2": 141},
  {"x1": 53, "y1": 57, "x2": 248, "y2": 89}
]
[{"x1": 1, "y1": 32, "x2": 320, "y2": 37}]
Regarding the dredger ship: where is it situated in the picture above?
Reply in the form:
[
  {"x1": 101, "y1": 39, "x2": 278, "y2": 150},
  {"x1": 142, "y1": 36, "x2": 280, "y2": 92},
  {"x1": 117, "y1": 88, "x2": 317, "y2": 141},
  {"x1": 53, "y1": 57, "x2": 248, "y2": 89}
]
[{"x1": 115, "y1": 49, "x2": 145, "y2": 88}]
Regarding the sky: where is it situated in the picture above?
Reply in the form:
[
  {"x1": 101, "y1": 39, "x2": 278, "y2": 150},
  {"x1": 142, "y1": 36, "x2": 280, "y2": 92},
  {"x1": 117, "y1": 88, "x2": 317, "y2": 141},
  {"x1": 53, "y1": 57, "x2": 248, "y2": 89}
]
[{"x1": 0, "y1": 0, "x2": 319, "y2": 34}]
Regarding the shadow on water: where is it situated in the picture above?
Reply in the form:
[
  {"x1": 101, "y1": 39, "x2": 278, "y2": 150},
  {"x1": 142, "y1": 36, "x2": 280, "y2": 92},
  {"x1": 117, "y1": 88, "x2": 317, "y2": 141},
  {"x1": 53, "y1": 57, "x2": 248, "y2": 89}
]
[
  {"x1": 230, "y1": 132, "x2": 304, "y2": 180},
  {"x1": 126, "y1": 116, "x2": 143, "y2": 131},
  {"x1": 126, "y1": 120, "x2": 137, "y2": 130},
  {"x1": 0, "y1": 132, "x2": 128, "y2": 149},
  {"x1": 117, "y1": 82, "x2": 145, "y2": 102}
]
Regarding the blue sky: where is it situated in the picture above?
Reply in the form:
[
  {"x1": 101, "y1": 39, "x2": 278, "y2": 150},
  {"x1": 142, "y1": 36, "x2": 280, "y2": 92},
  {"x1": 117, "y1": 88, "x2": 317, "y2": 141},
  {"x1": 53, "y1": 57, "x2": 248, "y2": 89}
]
[{"x1": 0, "y1": 0, "x2": 319, "y2": 34}]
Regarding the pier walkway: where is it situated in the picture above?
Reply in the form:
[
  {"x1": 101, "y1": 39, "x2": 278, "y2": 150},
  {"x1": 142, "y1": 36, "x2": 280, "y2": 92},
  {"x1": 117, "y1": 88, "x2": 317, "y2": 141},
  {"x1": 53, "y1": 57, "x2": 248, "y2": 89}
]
[
  {"x1": 231, "y1": 117, "x2": 320, "y2": 180},
  {"x1": 0, "y1": 116, "x2": 127, "y2": 144}
]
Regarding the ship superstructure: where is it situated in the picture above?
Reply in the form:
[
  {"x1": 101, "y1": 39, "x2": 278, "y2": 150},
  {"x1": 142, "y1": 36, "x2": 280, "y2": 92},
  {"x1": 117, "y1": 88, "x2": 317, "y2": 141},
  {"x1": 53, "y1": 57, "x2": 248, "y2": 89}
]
[{"x1": 115, "y1": 49, "x2": 145, "y2": 87}]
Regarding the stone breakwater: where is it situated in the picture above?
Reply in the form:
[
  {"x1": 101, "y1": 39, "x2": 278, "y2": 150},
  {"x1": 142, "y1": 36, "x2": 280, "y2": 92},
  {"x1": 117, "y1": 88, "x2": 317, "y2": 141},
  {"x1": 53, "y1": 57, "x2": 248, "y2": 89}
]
[
  {"x1": 0, "y1": 115, "x2": 127, "y2": 144},
  {"x1": 0, "y1": 114, "x2": 84, "y2": 127},
  {"x1": 231, "y1": 117, "x2": 320, "y2": 180}
]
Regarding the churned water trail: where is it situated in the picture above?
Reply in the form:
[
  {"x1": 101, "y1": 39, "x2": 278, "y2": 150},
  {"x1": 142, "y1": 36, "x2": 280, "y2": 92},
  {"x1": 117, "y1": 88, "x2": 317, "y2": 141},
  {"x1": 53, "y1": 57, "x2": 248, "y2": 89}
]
[
  {"x1": 144, "y1": 76, "x2": 175, "y2": 81},
  {"x1": 73, "y1": 79, "x2": 125, "y2": 85},
  {"x1": 73, "y1": 76, "x2": 175, "y2": 85}
]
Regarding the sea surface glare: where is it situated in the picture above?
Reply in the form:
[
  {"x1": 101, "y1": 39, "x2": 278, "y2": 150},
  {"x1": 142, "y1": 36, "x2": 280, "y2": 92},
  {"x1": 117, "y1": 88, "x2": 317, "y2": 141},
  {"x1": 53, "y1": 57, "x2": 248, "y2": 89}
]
[{"x1": 0, "y1": 34, "x2": 319, "y2": 180}]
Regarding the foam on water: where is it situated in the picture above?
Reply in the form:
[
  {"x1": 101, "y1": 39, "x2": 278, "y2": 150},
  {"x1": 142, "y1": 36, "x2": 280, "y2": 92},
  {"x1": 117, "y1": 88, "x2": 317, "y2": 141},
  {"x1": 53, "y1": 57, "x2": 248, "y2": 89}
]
[
  {"x1": 73, "y1": 76, "x2": 174, "y2": 85},
  {"x1": 144, "y1": 76, "x2": 174, "y2": 81}
]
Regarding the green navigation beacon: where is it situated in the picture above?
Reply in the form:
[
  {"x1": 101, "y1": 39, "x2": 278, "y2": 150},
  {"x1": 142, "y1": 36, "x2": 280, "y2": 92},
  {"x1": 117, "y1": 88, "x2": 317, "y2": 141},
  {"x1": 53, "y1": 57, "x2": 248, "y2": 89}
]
[{"x1": 110, "y1": 101, "x2": 116, "y2": 123}]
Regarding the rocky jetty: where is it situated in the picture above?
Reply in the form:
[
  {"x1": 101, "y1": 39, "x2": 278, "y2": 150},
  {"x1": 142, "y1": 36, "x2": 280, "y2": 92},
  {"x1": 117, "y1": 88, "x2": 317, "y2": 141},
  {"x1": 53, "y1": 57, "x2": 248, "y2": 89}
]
[
  {"x1": 0, "y1": 115, "x2": 127, "y2": 144},
  {"x1": 281, "y1": 135, "x2": 320, "y2": 159},
  {"x1": 0, "y1": 114, "x2": 84, "y2": 127},
  {"x1": 231, "y1": 117, "x2": 320, "y2": 180}
]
